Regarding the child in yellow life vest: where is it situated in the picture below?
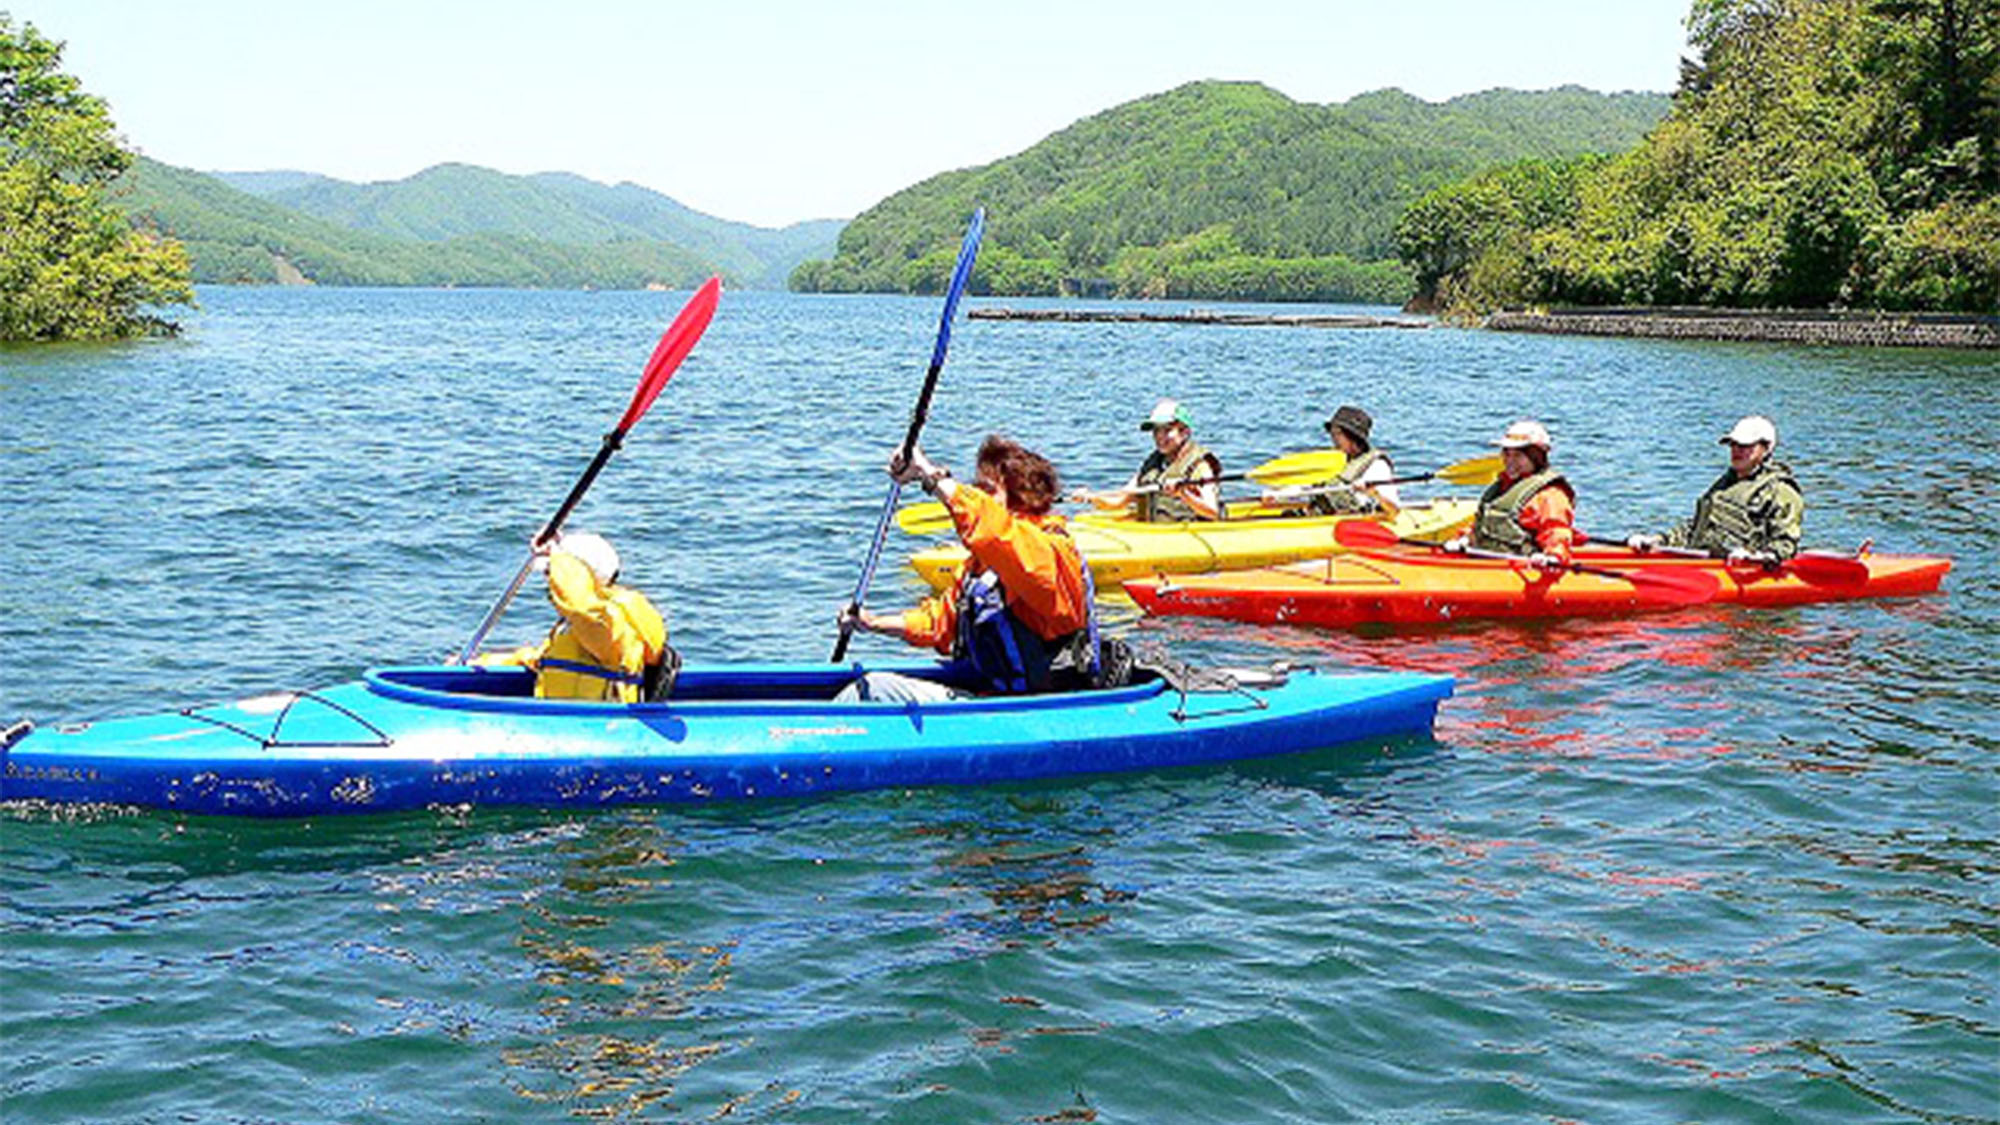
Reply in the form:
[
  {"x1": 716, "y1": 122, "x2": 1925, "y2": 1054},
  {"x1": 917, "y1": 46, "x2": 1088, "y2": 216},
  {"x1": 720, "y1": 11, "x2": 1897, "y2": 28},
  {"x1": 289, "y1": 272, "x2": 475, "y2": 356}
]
[{"x1": 478, "y1": 531, "x2": 668, "y2": 702}]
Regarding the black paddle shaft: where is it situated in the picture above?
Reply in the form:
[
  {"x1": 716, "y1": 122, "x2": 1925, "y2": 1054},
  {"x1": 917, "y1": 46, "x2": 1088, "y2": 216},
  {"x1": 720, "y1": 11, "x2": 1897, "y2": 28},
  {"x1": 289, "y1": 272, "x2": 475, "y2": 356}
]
[
  {"x1": 454, "y1": 430, "x2": 625, "y2": 665},
  {"x1": 896, "y1": 358, "x2": 945, "y2": 468},
  {"x1": 534, "y1": 430, "x2": 624, "y2": 546}
]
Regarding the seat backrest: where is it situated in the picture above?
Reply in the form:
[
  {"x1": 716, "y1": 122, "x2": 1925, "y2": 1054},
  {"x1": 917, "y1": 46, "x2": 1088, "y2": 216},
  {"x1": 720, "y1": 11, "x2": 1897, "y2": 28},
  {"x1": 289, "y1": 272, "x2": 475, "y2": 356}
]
[{"x1": 641, "y1": 645, "x2": 683, "y2": 702}]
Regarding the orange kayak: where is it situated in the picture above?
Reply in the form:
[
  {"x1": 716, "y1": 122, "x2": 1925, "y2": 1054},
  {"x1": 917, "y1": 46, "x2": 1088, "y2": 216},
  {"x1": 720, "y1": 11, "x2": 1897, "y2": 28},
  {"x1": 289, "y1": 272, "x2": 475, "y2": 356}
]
[{"x1": 1123, "y1": 546, "x2": 1951, "y2": 628}]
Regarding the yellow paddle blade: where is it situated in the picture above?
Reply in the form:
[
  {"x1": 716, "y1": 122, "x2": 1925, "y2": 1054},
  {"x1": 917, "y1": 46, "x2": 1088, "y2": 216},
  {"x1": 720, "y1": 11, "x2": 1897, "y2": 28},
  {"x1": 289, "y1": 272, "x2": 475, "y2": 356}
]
[
  {"x1": 1435, "y1": 454, "x2": 1502, "y2": 486},
  {"x1": 896, "y1": 500, "x2": 955, "y2": 536},
  {"x1": 1245, "y1": 448, "x2": 1348, "y2": 487}
]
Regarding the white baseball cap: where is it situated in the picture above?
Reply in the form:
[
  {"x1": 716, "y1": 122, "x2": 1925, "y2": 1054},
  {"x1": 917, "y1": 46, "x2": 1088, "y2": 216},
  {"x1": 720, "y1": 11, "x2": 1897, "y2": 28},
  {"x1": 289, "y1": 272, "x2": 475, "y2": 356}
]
[
  {"x1": 555, "y1": 531, "x2": 620, "y2": 585},
  {"x1": 1721, "y1": 415, "x2": 1777, "y2": 447},
  {"x1": 1492, "y1": 419, "x2": 1552, "y2": 450}
]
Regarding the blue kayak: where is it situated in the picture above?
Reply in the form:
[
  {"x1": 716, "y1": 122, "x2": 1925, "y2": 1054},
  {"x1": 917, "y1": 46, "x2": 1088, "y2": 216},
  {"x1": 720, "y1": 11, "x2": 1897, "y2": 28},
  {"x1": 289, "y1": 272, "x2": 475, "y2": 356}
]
[{"x1": 0, "y1": 662, "x2": 1452, "y2": 816}]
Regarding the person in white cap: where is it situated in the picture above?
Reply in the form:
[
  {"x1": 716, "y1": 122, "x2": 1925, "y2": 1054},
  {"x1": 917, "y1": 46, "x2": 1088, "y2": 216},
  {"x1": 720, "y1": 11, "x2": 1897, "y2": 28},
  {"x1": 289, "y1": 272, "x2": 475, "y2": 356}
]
[
  {"x1": 477, "y1": 530, "x2": 671, "y2": 702},
  {"x1": 1074, "y1": 398, "x2": 1224, "y2": 521},
  {"x1": 1446, "y1": 419, "x2": 1576, "y2": 568},
  {"x1": 1628, "y1": 415, "x2": 1803, "y2": 562}
]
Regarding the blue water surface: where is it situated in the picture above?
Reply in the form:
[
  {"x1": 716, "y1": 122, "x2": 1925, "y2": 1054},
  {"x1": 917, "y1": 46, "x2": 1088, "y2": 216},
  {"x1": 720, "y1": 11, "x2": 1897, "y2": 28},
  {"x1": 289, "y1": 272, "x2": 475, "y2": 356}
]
[{"x1": 1, "y1": 288, "x2": 1994, "y2": 1123}]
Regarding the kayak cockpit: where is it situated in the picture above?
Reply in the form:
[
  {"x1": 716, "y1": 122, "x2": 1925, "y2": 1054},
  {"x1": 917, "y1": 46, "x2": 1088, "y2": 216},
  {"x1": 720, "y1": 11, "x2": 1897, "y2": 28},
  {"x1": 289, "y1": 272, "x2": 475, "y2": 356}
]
[{"x1": 361, "y1": 663, "x2": 1173, "y2": 714}]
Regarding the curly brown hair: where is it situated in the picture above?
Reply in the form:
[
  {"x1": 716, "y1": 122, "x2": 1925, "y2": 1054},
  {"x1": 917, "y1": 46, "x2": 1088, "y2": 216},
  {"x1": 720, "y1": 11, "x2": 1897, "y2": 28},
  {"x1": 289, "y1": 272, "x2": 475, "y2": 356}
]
[{"x1": 975, "y1": 435, "x2": 1061, "y2": 516}]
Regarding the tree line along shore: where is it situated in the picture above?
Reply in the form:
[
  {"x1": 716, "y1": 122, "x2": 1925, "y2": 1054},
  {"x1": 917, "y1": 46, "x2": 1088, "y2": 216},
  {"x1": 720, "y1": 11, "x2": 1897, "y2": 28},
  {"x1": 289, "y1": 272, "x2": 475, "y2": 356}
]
[{"x1": 3, "y1": 1, "x2": 1994, "y2": 344}]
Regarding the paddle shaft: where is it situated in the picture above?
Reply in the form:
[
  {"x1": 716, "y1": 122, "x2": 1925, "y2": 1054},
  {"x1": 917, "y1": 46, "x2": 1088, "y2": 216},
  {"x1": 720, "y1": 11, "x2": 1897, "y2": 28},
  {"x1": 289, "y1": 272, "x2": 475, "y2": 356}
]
[
  {"x1": 1225, "y1": 457, "x2": 1501, "y2": 513},
  {"x1": 1083, "y1": 456, "x2": 1419, "y2": 506},
  {"x1": 829, "y1": 402, "x2": 930, "y2": 663},
  {"x1": 457, "y1": 277, "x2": 721, "y2": 664},
  {"x1": 1088, "y1": 468, "x2": 1274, "y2": 499},
  {"x1": 1258, "y1": 469, "x2": 1465, "y2": 500},
  {"x1": 1253, "y1": 454, "x2": 1500, "y2": 498},
  {"x1": 1336, "y1": 519, "x2": 1702, "y2": 592},
  {"x1": 1100, "y1": 453, "x2": 1496, "y2": 503},
  {"x1": 1618, "y1": 537, "x2": 1792, "y2": 563},
  {"x1": 1611, "y1": 535, "x2": 1868, "y2": 583},
  {"x1": 901, "y1": 467, "x2": 1280, "y2": 537},
  {"x1": 457, "y1": 436, "x2": 623, "y2": 663},
  {"x1": 1459, "y1": 542, "x2": 1645, "y2": 585},
  {"x1": 833, "y1": 209, "x2": 985, "y2": 661}
]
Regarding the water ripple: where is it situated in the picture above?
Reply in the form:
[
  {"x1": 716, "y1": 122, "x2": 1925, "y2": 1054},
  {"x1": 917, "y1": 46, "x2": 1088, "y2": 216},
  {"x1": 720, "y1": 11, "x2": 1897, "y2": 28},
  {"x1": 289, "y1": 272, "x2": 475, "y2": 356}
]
[{"x1": 2, "y1": 290, "x2": 1994, "y2": 1122}]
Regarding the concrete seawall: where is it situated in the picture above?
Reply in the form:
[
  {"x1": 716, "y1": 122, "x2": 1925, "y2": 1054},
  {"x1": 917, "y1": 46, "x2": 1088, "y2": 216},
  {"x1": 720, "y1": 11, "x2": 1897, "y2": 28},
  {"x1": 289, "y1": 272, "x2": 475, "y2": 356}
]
[{"x1": 1485, "y1": 307, "x2": 1998, "y2": 350}]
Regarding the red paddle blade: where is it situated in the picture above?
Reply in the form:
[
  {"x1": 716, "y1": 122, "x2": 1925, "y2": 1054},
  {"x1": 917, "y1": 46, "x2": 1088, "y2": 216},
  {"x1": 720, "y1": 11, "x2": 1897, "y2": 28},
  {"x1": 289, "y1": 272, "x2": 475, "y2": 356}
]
[
  {"x1": 1333, "y1": 518, "x2": 1401, "y2": 549},
  {"x1": 617, "y1": 276, "x2": 722, "y2": 434},
  {"x1": 1785, "y1": 553, "x2": 1870, "y2": 585},
  {"x1": 1616, "y1": 565, "x2": 1720, "y2": 606}
]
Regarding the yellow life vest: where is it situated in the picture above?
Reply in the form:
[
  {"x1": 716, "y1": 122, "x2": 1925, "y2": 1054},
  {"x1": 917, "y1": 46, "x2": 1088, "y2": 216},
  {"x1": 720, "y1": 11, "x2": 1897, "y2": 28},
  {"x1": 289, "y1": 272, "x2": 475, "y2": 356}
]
[
  {"x1": 513, "y1": 554, "x2": 669, "y2": 703},
  {"x1": 531, "y1": 585, "x2": 667, "y2": 702},
  {"x1": 1311, "y1": 447, "x2": 1390, "y2": 515},
  {"x1": 1472, "y1": 468, "x2": 1572, "y2": 555},
  {"x1": 1134, "y1": 439, "x2": 1222, "y2": 522}
]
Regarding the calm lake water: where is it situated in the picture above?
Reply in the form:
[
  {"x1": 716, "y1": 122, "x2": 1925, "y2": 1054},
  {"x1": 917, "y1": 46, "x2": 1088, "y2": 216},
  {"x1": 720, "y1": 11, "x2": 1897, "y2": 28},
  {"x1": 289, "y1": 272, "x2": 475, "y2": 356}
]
[{"x1": 1, "y1": 288, "x2": 1994, "y2": 1123}]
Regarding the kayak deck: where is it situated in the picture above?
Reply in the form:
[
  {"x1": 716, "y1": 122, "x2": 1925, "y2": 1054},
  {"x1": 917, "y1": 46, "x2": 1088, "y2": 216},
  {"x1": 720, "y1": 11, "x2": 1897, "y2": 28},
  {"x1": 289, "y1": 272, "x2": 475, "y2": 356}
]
[
  {"x1": 1, "y1": 662, "x2": 1453, "y2": 816},
  {"x1": 1125, "y1": 547, "x2": 1951, "y2": 628}
]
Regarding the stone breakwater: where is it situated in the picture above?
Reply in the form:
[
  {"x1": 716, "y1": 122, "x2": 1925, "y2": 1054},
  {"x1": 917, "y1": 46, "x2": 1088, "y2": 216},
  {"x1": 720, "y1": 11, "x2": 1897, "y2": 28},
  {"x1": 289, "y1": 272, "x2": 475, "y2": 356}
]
[
  {"x1": 1486, "y1": 307, "x2": 1998, "y2": 349},
  {"x1": 969, "y1": 307, "x2": 1429, "y2": 329}
]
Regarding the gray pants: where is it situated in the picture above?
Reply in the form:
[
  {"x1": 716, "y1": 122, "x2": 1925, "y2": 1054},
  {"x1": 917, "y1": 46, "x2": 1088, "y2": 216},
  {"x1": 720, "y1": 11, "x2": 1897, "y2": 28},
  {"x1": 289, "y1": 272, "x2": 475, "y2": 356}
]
[{"x1": 833, "y1": 671, "x2": 971, "y2": 704}]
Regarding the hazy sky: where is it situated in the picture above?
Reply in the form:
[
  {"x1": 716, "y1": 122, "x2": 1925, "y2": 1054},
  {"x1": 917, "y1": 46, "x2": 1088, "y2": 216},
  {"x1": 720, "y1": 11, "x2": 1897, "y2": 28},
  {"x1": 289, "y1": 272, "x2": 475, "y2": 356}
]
[{"x1": 24, "y1": 0, "x2": 1692, "y2": 228}]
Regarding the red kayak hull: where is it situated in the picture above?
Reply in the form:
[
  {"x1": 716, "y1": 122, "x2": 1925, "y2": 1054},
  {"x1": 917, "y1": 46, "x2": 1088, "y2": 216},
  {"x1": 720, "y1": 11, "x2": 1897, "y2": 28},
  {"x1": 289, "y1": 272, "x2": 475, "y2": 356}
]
[{"x1": 1123, "y1": 548, "x2": 1951, "y2": 629}]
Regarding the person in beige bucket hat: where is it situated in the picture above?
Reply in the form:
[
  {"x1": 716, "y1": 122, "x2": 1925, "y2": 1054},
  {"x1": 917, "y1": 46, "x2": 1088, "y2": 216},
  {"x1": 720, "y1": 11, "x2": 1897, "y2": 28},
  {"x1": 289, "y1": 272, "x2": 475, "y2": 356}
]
[{"x1": 1262, "y1": 403, "x2": 1401, "y2": 515}]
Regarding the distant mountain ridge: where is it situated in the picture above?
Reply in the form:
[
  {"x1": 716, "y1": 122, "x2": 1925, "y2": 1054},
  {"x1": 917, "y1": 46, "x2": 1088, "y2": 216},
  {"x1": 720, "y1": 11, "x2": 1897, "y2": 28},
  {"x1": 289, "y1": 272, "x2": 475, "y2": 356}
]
[
  {"x1": 209, "y1": 170, "x2": 341, "y2": 197},
  {"x1": 121, "y1": 160, "x2": 842, "y2": 289},
  {"x1": 215, "y1": 163, "x2": 842, "y2": 287},
  {"x1": 112, "y1": 80, "x2": 1666, "y2": 298},
  {"x1": 795, "y1": 81, "x2": 1671, "y2": 299}
]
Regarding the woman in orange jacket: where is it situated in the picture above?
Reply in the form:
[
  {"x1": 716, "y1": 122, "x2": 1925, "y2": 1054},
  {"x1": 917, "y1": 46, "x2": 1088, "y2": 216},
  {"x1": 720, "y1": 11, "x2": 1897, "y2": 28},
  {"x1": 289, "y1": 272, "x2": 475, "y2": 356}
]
[
  {"x1": 838, "y1": 435, "x2": 1099, "y2": 703},
  {"x1": 1446, "y1": 419, "x2": 1578, "y2": 569}
]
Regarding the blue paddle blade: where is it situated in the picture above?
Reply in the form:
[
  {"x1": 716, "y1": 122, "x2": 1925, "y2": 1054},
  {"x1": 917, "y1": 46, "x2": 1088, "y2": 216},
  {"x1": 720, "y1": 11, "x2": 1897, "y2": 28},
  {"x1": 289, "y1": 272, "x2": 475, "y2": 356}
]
[{"x1": 928, "y1": 207, "x2": 985, "y2": 371}]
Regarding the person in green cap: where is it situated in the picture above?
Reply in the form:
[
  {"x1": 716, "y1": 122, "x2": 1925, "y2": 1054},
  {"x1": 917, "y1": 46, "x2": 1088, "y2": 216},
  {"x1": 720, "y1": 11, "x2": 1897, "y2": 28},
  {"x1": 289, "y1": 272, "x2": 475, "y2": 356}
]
[
  {"x1": 1628, "y1": 414, "x2": 1803, "y2": 562},
  {"x1": 1073, "y1": 398, "x2": 1224, "y2": 521},
  {"x1": 1262, "y1": 404, "x2": 1400, "y2": 515}
]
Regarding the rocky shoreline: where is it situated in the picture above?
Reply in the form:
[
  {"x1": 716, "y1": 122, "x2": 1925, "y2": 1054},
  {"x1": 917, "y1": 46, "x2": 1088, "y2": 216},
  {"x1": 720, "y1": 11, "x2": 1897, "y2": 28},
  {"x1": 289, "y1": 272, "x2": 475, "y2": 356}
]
[{"x1": 1484, "y1": 307, "x2": 1998, "y2": 349}]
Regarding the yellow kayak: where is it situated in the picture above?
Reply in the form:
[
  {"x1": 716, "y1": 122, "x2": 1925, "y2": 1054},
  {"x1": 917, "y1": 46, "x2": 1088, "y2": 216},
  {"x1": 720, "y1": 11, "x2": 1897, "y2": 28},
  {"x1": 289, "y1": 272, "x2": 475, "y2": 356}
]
[{"x1": 909, "y1": 498, "x2": 1477, "y2": 591}]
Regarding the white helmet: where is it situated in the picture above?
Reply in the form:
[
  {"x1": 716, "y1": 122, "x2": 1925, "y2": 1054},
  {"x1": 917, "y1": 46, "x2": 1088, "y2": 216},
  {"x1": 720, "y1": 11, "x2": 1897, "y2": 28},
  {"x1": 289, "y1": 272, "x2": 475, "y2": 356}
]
[
  {"x1": 1493, "y1": 419, "x2": 1552, "y2": 450},
  {"x1": 556, "y1": 531, "x2": 620, "y2": 585},
  {"x1": 1721, "y1": 415, "x2": 1778, "y2": 447}
]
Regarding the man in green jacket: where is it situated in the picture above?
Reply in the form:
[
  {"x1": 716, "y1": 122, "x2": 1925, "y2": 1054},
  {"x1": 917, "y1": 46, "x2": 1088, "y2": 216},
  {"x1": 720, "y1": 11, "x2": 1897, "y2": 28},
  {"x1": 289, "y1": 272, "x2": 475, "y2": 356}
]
[{"x1": 1630, "y1": 415, "x2": 1804, "y2": 562}]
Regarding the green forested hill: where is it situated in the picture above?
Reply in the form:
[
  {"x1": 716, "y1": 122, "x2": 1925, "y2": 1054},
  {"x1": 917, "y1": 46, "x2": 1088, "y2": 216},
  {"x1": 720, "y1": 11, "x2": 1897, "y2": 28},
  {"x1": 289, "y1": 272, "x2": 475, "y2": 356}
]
[
  {"x1": 221, "y1": 163, "x2": 843, "y2": 288},
  {"x1": 119, "y1": 160, "x2": 840, "y2": 289},
  {"x1": 117, "y1": 158, "x2": 716, "y2": 288},
  {"x1": 792, "y1": 81, "x2": 1670, "y2": 300},
  {"x1": 1397, "y1": 0, "x2": 1999, "y2": 313},
  {"x1": 1342, "y1": 87, "x2": 1681, "y2": 158}
]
